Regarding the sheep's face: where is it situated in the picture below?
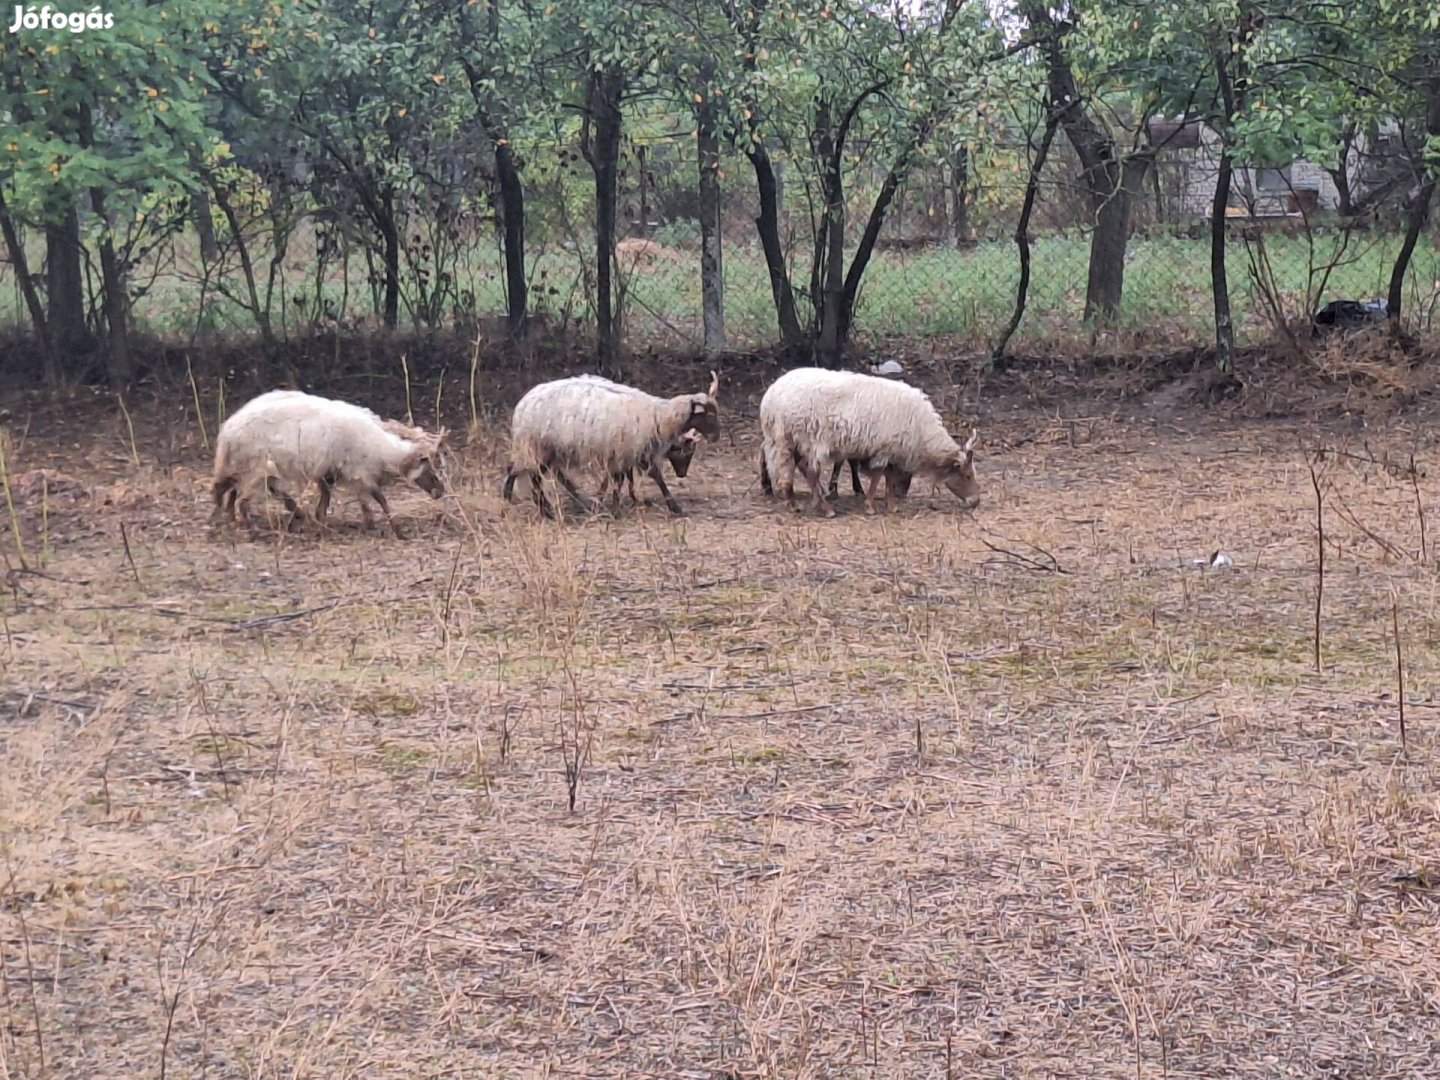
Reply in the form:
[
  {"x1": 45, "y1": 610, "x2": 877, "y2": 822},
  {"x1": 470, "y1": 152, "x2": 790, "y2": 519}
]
[
  {"x1": 404, "y1": 453, "x2": 447, "y2": 499},
  {"x1": 666, "y1": 431, "x2": 704, "y2": 479},
  {"x1": 683, "y1": 369, "x2": 722, "y2": 441},
  {"x1": 940, "y1": 429, "x2": 980, "y2": 508},
  {"x1": 684, "y1": 396, "x2": 721, "y2": 440}
]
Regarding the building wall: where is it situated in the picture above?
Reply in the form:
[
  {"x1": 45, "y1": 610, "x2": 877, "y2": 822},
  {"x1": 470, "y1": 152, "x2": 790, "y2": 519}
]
[{"x1": 1157, "y1": 121, "x2": 1371, "y2": 219}]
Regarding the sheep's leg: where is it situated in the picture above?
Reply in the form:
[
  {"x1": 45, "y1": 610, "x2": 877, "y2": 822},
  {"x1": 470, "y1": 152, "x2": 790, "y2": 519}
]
[
  {"x1": 759, "y1": 451, "x2": 774, "y2": 496},
  {"x1": 551, "y1": 467, "x2": 593, "y2": 510},
  {"x1": 878, "y1": 471, "x2": 894, "y2": 515},
  {"x1": 772, "y1": 444, "x2": 800, "y2": 512},
  {"x1": 557, "y1": 474, "x2": 590, "y2": 509},
  {"x1": 314, "y1": 472, "x2": 336, "y2": 525},
  {"x1": 530, "y1": 468, "x2": 558, "y2": 519},
  {"x1": 849, "y1": 459, "x2": 864, "y2": 496},
  {"x1": 862, "y1": 468, "x2": 884, "y2": 515},
  {"x1": 625, "y1": 469, "x2": 639, "y2": 506},
  {"x1": 266, "y1": 477, "x2": 303, "y2": 532},
  {"x1": 801, "y1": 460, "x2": 834, "y2": 518},
  {"x1": 597, "y1": 471, "x2": 623, "y2": 514},
  {"x1": 368, "y1": 486, "x2": 405, "y2": 539},
  {"x1": 827, "y1": 461, "x2": 843, "y2": 500},
  {"x1": 644, "y1": 461, "x2": 685, "y2": 515},
  {"x1": 502, "y1": 464, "x2": 520, "y2": 503}
]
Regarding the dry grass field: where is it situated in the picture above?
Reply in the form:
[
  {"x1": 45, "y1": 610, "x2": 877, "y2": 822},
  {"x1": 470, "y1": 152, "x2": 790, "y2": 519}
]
[{"x1": 2, "y1": 365, "x2": 1440, "y2": 1078}]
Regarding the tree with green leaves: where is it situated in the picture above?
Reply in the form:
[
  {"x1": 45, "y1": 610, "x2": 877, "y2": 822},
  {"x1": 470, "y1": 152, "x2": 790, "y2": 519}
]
[
  {"x1": 721, "y1": 0, "x2": 1010, "y2": 365},
  {"x1": 210, "y1": 0, "x2": 475, "y2": 331},
  {"x1": 449, "y1": 0, "x2": 536, "y2": 340},
  {"x1": 0, "y1": 4, "x2": 224, "y2": 383}
]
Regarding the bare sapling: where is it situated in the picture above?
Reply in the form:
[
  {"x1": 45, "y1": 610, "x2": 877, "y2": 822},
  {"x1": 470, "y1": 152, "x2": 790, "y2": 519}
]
[
  {"x1": 1392, "y1": 596, "x2": 1407, "y2": 757},
  {"x1": 1307, "y1": 451, "x2": 1326, "y2": 672},
  {"x1": 0, "y1": 428, "x2": 27, "y2": 569},
  {"x1": 186, "y1": 354, "x2": 209, "y2": 451}
]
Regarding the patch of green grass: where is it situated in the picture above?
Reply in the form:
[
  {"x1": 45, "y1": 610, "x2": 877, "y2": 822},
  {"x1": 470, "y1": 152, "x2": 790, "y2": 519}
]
[
  {"x1": 355, "y1": 689, "x2": 423, "y2": 718},
  {"x1": 379, "y1": 744, "x2": 431, "y2": 774}
]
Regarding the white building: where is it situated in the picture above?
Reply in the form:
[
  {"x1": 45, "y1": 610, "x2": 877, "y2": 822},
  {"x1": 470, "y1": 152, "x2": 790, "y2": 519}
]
[{"x1": 1145, "y1": 117, "x2": 1404, "y2": 220}]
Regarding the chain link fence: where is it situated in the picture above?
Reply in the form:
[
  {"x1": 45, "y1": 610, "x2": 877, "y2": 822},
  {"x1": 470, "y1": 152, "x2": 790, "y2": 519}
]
[{"x1": 3, "y1": 125, "x2": 1438, "y2": 359}]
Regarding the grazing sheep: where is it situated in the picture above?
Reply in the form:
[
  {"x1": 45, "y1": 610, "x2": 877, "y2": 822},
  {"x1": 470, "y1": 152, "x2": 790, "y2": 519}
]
[
  {"x1": 759, "y1": 368, "x2": 979, "y2": 517},
  {"x1": 599, "y1": 429, "x2": 705, "y2": 509},
  {"x1": 212, "y1": 390, "x2": 446, "y2": 536},
  {"x1": 502, "y1": 372, "x2": 720, "y2": 518}
]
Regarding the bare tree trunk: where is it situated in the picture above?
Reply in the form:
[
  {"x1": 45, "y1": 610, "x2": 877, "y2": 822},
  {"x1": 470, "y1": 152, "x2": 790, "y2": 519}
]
[
  {"x1": 732, "y1": 0, "x2": 804, "y2": 356},
  {"x1": 747, "y1": 144, "x2": 805, "y2": 355},
  {"x1": 811, "y1": 84, "x2": 892, "y2": 368},
  {"x1": 950, "y1": 144, "x2": 971, "y2": 249},
  {"x1": 1210, "y1": 150, "x2": 1237, "y2": 374},
  {"x1": 992, "y1": 101, "x2": 1060, "y2": 367},
  {"x1": 0, "y1": 186, "x2": 55, "y2": 382},
  {"x1": 494, "y1": 140, "x2": 528, "y2": 338},
  {"x1": 697, "y1": 92, "x2": 725, "y2": 353},
  {"x1": 1023, "y1": 2, "x2": 1150, "y2": 322},
  {"x1": 76, "y1": 101, "x2": 130, "y2": 384},
  {"x1": 841, "y1": 144, "x2": 921, "y2": 347},
  {"x1": 1387, "y1": 78, "x2": 1440, "y2": 335},
  {"x1": 1085, "y1": 156, "x2": 1152, "y2": 319},
  {"x1": 193, "y1": 186, "x2": 219, "y2": 264},
  {"x1": 1327, "y1": 123, "x2": 1358, "y2": 217},
  {"x1": 90, "y1": 190, "x2": 131, "y2": 385},
  {"x1": 454, "y1": 0, "x2": 529, "y2": 340},
  {"x1": 379, "y1": 189, "x2": 400, "y2": 329},
  {"x1": 582, "y1": 65, "x2": 624, "y2": 373},
  {"x1": 813, "y1": 103, "x2": 846, "y2": 369},
  {"x1": 46, "y1": 205, "x2": 93, "y2": 357},
  {"x1": 1209, "y1": 7, "x2": 1259, "y2": 376}
]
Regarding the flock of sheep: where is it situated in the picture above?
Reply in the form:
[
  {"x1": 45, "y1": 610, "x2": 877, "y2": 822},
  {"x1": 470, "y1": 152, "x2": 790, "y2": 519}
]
[{"x1": 209, "y1": 367, "x2": 983, "y2": 531}]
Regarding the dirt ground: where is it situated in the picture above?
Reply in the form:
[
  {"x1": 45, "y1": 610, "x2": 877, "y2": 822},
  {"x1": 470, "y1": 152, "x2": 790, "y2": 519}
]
[{"x1": 2, "y1": 366, "x2": 1440, "y2": 1079}]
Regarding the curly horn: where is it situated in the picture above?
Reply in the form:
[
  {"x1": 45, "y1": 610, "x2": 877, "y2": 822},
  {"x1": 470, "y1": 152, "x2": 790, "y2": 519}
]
[
  {"x1": 963, "y1": 428, "x2": 978, "y2": 453},
  {"x1": 707, "y1": 369, "x2": 719, "y2": 398}
]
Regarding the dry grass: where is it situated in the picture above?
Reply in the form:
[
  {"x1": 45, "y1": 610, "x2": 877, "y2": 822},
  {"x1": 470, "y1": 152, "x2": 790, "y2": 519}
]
[{"x1": 3, "y1": 380, "x2": 1440, "y2": 1079}]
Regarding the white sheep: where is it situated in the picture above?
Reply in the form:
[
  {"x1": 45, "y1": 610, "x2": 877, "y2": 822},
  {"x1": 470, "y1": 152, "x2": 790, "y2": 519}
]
[
  {"x1": 598, "y1": 428, "x2": 706, "y2": 508},
  {"x1": 212, "y1": 390, "x2": 446, "y2": 536},
  {"x1": 759, "y1": 368, "x2": 980, "y2": 517},
  {"x1": 502, "y1": 372, "x2": 720, "y2": 517}
]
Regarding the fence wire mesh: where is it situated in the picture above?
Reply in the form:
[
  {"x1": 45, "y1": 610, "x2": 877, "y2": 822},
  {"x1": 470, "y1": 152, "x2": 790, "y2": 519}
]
[{"x1": 3, "y1": 126, "x2": 1438, "y2": 358}]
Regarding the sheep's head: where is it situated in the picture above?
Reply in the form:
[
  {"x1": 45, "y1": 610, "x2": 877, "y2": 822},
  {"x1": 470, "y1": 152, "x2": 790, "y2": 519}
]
[
  {"x1": 401, "y1": 447, "x2": 447, "y2": 499},
  {"x1": 682, "y1": 370, "x2": 722, "y2": 440},
  {"x1": 939, "y1": 429, "x2": 980, "y2": 508},
  {"x1": 666, "y1": 430, "x2": 704, "y2": 479}
]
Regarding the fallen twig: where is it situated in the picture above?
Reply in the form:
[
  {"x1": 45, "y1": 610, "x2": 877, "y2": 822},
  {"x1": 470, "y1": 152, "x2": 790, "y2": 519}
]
[{"x1": 980, "y1": 535, "x2": 1067, "y2": 574}]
